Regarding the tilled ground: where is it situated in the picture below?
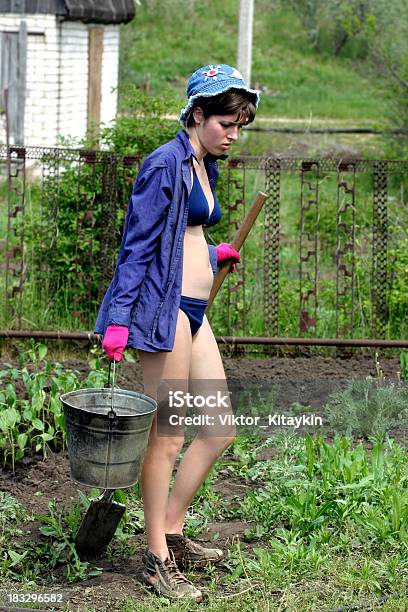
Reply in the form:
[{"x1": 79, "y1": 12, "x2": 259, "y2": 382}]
[{"x1": 55, "y1": 351, "x2": 401, "y2": 408}]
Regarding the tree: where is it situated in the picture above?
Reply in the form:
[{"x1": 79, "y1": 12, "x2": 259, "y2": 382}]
[
  {"x1": 287, "y1": 0, "x2": 376, "y2": 56},
  {"x1": 366, "y1": 0, "x2": 408, "y2": 130}
]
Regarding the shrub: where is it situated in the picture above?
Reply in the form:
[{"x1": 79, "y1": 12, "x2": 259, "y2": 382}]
[
  {"x1": 101, "y1": 86, "x2": 179, "y2": 154},
  {"x1": 324, "y1": 377, "x2": 408, "y2": 438},
  {"x1": 28, "y1": 89, "x2": 180, "y2": 326}
]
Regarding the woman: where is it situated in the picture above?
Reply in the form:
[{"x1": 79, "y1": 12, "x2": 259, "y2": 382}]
[{"x1": 95, "y1": 64, "x2": 259, "y2": 601}]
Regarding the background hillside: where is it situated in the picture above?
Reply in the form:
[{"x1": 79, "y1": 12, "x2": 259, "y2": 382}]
[{"x1": 118, "y1": 0, "x2": 389, "y2": 127}]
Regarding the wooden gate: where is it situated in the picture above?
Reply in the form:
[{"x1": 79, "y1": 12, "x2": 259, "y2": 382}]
[{"x1": 0, "y1": 21, "x2": 27, "y2": 145}]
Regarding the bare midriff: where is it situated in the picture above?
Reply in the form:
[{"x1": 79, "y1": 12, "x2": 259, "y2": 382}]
[
  {"x1": 181, "y1": 158, "x2": 216, "y2": 300},
  {"x1": 181, "y1": 225, "x2": 214, "y2": 300}
]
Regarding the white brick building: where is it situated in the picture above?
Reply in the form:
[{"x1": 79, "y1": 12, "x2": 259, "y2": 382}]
[{"x1": 0, "y1": 0, "x2": 135, "y2": 147}]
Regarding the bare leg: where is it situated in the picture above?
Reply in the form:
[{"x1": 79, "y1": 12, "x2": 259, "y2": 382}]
[
  {"x1": 165, "y1": 316, "x2": 235, "y2": 534},
  {"x1": 139, "y1": 310, "x2": 191, "y2": 560}
]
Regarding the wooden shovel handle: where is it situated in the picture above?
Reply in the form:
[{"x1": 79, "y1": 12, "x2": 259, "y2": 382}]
[{"x1": 206, "y1": 191, "x2": 267, "y2": 310}]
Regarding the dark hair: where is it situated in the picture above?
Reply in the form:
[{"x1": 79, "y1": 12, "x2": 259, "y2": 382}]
[{"x1": 186, "y1": 89, "x2": 256, "y2": 128}]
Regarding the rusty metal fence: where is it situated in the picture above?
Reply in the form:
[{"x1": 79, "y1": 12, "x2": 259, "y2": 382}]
[
  {"x1": 1, "y1": 146, "x2": 408, "y2": 343},
  {"x1": 223, "y1": 156, "x2": 407, "y2": 341}
]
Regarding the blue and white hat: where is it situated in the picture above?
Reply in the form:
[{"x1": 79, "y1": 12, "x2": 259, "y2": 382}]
[{"x1": 179, "y1": 63, "x2": 260, "y2": 126}]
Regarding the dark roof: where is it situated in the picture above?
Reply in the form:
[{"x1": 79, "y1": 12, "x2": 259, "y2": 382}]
[{"x1": 0, "y1": 0, "x2": 136, "y2": 24}]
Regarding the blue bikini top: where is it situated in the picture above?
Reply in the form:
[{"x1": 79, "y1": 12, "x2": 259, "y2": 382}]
[{"x1": 187, "y1": 168, "x2": 222, "y2": 227}]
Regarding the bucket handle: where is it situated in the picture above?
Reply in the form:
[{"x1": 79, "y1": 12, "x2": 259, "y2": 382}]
[
  {"x1": 107, "y1": 361, "x2": 117, "y2": 421},
  {"x1": 103, "y1": 361, "x2": 117, "y2": 489}
]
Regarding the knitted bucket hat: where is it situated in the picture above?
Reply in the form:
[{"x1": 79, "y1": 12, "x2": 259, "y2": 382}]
[{"x1": 179, "y1": 63, "x2": 260, "y2": 126}]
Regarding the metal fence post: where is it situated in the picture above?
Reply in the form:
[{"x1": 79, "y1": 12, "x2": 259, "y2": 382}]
[
  {"x1": 372, "y1": 162, "x2": 388, "y2": 338},
  {"x1": 264, "y1": 157, "x2": 280, "y2": 337}
]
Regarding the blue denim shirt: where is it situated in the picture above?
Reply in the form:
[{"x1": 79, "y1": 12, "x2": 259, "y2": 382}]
[{"x1": 95, "y1": 129, "x2": 219, "y2": 352}]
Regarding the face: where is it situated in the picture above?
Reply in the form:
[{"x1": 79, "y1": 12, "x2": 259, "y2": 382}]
[{"x1": 193, "y1": 110, "x2": 244, "y2": 156}]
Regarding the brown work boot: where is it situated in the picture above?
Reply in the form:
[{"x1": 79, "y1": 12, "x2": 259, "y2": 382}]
[
  {"x1": 140, "y1": 548, "x2": 202, "y2": 601},
  {"x1": 166, "y1": 532, "x2": 224, "y2": 569}
]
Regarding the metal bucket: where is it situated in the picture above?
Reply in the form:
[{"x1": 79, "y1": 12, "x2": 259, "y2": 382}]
[{"x1": 61, "y1": 385, "x2": 156, "y2": 489}]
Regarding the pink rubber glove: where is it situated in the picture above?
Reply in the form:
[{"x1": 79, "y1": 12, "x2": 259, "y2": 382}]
[
  {"x1": 215, "y1": 243, "x2": 240, "y2": 272},
  {"x1": 102, "y1": 325, "x2": 129, "y2": 362}
]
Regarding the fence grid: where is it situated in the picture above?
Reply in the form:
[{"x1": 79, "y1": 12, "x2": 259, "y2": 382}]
[{"x1": 1, "y1": 145, "x2": 408, "y2": 342}]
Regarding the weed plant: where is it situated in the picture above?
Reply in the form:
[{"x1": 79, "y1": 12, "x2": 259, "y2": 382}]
[
  {"x1": 107, "y1": 432, "x2": 407, "y2": 606},
  {"x1": 0, "y1": 495, "x2": 102, "y2": 583},
  {"x1": 1, "y1": 350, "x2": 407, "y2": 605},
  {"x1": 325, "y1": 376, "x2": 408, "y2": 438},
  {"x1": 0, "y1": 492, "x2": 28, "y2": 552},
  {"x1": 214, "y1": 434, "x2": 408, "y2": 603},
  {"x1": 115, "y1": 433, "x2": 408, "y2": 607}
]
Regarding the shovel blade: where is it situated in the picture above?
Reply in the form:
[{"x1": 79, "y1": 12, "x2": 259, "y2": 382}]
[{"x1": 75, "y1": 499, "x2": 126, "y2": 559}]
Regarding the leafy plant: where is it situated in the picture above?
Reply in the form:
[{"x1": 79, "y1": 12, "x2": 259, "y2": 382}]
[
  {"x1": 0, "y1": 402, "x2": 21, "y2": 472},
  {"x1": 34, "y1": 499, "x2": 102, "y2": 583},
  {"x1": 101, "y1": 87, "x2": 179, "y2": 155},
  {"x1": 0, "y1": 345, "x2": 109, "y2": 470},
  {"x1": 0, "y1": 493, "x2": 30, "y2": 580}
]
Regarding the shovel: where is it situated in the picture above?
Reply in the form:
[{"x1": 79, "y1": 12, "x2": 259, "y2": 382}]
[
  {"x1": 75, "y1": 489, "x2": 125, "y2": 558},
  {"x1": 75, "y1": 361, "x2": 126, "y2": 559}
]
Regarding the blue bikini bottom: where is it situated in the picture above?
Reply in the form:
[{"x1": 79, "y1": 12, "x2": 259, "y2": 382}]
[{"x1": 179, "y1": 295, "x2": 208, "y2": 336}]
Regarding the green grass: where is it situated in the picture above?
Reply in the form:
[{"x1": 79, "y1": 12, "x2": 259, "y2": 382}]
[{"x1": 119, "y1": 0, "x2": 389, "y2": 124}]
